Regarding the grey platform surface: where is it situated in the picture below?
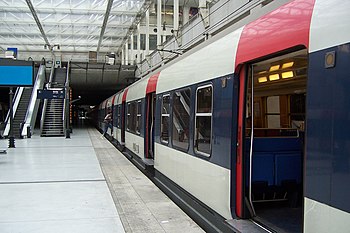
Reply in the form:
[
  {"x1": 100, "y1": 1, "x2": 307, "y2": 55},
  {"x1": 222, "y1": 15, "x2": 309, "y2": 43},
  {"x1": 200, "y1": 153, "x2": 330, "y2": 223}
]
[
  {"x1": 0, "y1": 127, "x2": 203, "y2": 233},
  {"x1": 0, "y1": 128, "x2": 123, "y2": 233}
]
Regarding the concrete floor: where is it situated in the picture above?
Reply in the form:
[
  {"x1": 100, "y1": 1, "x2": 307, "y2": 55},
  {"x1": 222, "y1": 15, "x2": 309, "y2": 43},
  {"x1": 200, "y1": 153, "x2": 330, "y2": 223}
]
[
  {"x1": 0, "y1": 127, "x2": 203, "y2": 233},
  {"x1": 0, "y1": 128, "x2": 123, "y2": 233},
  {"x1": 88, "y1": 128, "x2": 204, "y2": 233}
]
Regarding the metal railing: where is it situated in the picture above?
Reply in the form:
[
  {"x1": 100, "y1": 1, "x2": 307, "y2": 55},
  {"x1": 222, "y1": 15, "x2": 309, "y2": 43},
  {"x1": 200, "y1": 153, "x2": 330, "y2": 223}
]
[
  {"x1": 3, "y1": 87, "x2": 23, "y2": 137},
  {"x1": 21, "y1": 64, "x2": 46, "y2": 137},
  {"x1": 63, "y1": 60, "x2": 71, "y2": 138},
  {"x1": 40, "y1": 58, "x2": 55, "y2": 135}
]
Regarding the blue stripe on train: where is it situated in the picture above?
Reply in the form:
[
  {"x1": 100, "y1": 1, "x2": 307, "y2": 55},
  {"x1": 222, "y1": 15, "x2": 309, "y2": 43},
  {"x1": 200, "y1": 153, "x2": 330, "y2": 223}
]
[{"x1": 305, "y1": 43, "x2": 350, "y2": 213}]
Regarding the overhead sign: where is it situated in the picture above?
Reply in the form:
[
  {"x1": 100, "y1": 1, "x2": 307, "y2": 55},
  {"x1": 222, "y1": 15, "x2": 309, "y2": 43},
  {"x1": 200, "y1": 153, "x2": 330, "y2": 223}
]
[
  {"x1": 0, "y1": 59, "x2": 34, "y2": 87},
  {"x1": 37, "y1": 89, "x2": 65, "y2": 99}
]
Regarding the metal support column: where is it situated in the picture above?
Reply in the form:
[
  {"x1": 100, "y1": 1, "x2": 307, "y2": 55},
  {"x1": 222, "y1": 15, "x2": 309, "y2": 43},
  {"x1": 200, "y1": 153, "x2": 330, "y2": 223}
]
[
  {"x1": 125, "y1": 42, "x2": 129, "y2": 65},
  {"x1": 137, "y1": 24, "x2": 141, "y2": 63},
  {"x1": 183, "y1": 6, "x2": 190, "y2": 25},
  {"x1": 8, "y1": 87, "x2": 15, "y2": 148},
  {"x1": 130, "y1": 34, "x2": 134, "y2": 65},
  {"x1": 157, "y1": 0, "x2": 162, "y2": 47},
  {"x1": 145, "y1": 9, "x2": 150, "y2": 56},
  {"x1": 174, "y1": 0, "x2": 179, "y2": 32}
]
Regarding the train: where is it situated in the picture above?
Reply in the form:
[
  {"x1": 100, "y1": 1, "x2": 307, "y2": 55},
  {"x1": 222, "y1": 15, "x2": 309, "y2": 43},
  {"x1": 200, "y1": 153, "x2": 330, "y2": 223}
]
[{"x1": 92, "y1": 0, "x2": 350, "y2": 232}]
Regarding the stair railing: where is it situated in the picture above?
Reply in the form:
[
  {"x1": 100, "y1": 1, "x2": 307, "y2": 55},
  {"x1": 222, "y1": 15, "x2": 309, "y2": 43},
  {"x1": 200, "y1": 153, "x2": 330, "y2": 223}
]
[
  {"x1": 63, "y1": 61, "x2": 71, "y2": 138},
  {"x1": 40, "y1": 60, "x2": 55, "y2": 135}
]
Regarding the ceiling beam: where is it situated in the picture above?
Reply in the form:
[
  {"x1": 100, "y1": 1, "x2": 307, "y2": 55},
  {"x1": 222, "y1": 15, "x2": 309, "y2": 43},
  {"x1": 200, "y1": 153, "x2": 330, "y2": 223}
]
[
  {"x1": 97, "y1": 0, "x2": 114, "y2": 52},
  {"x1": 0, "y1": 6, "x2": 138, "y2": 16},
  {"x1": 0, "y1": 20, "x2": 132, "y2": 28},
  {"x1": 25, "y1": 0, "x2": 52, "y2": 54}
]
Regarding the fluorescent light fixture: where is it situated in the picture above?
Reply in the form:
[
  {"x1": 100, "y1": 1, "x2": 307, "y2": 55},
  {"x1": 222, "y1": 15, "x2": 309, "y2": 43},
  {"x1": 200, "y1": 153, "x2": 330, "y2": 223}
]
[
  {"x1": 282, "y1": 62, "x2": 294, "y2": 69},
  {"x1": 258, "y1": 77, "x2": 268, "y2": 83},
  {"x1": 269, "y1": 74, "x2": 280, "y2": 81},
  {"x1": 269, "y1": 65, "x2": 280, "y2": 72},
  {"x1": 282, "y1": 71, "x2": 294, "y2": 79}
]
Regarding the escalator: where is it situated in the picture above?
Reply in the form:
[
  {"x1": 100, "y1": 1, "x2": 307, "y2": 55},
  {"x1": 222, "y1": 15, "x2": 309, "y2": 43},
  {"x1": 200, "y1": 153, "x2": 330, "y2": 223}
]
[
  {"x1": 11, "y1": 88, "x2": 32, "y2": 138},
  {"x1": 3, "y1": 66, "x2": 41, "y2": 138}
]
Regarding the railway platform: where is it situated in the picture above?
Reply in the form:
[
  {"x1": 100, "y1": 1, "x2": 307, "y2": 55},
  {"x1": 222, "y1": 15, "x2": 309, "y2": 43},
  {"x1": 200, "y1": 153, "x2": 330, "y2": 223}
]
[{"x1": 0, "y1": 127, "x2": 204, "y2": 233}]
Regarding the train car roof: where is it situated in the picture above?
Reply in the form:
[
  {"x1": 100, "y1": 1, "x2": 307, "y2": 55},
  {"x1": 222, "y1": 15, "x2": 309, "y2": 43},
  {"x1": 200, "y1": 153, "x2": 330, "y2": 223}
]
[
  {"x1": 309, "y1": 0, "x2": 350, "y2": 53},
  {"x1": 156, "y1": 28, "x2": 242, "y2": 94}
]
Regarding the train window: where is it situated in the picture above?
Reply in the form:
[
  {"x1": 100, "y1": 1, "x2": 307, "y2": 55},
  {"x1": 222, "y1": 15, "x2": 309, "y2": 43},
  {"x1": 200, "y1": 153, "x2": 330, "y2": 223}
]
[
  {"x1": 266, "y1": 96, "x2": 280, "y2": 128},
  {"x1": 127, "y1": 102, "x2": 137, "y2": 133},
  {"x1": 247, "y1": 49, "x2": 308, "y2": 136},
  {"x1": 117, "y1": 105, "x2": 121, "y2": 128},
  {"x1": 127, "y1": 103, "x2": 131, "y2": 132},
  {"x1": 161, "y1": 94, "x2": 170, "y2": 144},
  {"x1": 172, "y1": 88, "x2": 191, "y2": 151},
  {"x1": 195, "y1": 85, "x2": 212, "y2": 156},
  {"x1": 136, "y1": 100, "x2": 142, "y2": 135}
]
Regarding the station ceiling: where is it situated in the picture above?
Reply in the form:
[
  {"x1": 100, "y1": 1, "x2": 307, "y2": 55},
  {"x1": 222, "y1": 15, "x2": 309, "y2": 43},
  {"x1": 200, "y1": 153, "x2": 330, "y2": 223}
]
[
  {"x1": 0, "y1": 0, "x2": 199, "y2": 107},
  {"x1": 0, "y1": 0, "x2": 147, "y2": 54},
  {"x1": 0, "y1": 0, "x2": 199, "y2": 55}
]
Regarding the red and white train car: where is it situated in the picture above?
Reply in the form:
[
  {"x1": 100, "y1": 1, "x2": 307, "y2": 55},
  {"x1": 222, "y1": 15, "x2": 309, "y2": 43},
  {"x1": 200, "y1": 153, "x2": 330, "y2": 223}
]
[{"x1": 97, "y1": 0, "x2": 350, "y2": 232}]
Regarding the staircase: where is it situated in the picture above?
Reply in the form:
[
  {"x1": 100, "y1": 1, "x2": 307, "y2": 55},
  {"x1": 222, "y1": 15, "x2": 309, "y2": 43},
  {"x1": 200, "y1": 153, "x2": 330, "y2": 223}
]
[
  {"x1": 12, "y1": 88, "x2": 32, "y2": 138},
  {"x1": 41, "y1": 68, "x2": 66, "y2": 137},
  {"x1": 41, "y1": 99, "x2": 64, "y2": 136}
]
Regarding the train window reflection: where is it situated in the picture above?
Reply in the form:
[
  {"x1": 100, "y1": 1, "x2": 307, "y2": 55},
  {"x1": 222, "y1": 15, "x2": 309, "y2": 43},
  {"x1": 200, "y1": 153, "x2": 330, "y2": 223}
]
[
  {"x1": 195, "y1": 85, "x2": 212, "y2": 156},
  {"x1": 136, "y1": 100, "x2": 142, "y2": 135},
  {"x1": 172, "y1": 88, "x2": 191, "y2": 151},
  {"x1": 117, "y1": 105, "x2": 121, "y2": 128},
  {"x1": 127, "y1": 102, "x2": 137, "y2": 133},
  {"x1": 161, "y1": 94, "x2": 170, "y2": 144}
]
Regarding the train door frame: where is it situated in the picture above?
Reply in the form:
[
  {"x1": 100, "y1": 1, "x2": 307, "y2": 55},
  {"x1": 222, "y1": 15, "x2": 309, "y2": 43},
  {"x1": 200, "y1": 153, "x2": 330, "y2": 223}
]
[
  {"x1": 145, "y1": 92, "x2": 156, "y2": 159},
  {"x1": 237, "y1": 48, "x2": 308, "y2": 232},
  {"x1": 121, "y1": 101, "x2": 126, "y2": 145},
  {"x1": 236, "y1": 66, "x2": 249, "y2": 218}
]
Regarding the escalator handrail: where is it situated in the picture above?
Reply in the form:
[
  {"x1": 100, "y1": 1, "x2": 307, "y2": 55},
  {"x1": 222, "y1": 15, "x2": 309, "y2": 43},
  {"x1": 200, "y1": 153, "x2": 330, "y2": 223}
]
[
  {"x1": 40, "y1": 61, "x2": 55, "y2": 135},
  {"x1": 21, "y1": 64, "x2": 46, "y2": 137},
  {"x1": 3, "y1": 87, "x2": 24, "y2": 137}
]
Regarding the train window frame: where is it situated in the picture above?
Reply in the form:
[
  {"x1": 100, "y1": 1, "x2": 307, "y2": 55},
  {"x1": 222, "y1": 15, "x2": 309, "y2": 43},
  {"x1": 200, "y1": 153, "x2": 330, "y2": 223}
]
[
  {"x1": 172, "y1": 88, "x2": 191, "y2": 152},
  {"x1": 136, "y1": 100, "x2": 142, "y2": 135},
  {"x1": 160, "y1": 94, "x2": 170, "y2": 144},
  {"x1": 117, "y1": 105, "x2": 121, "y2": 128},
  {"x1": 127, "y1": 101, "x2": 137, "y2": 134},
  {"x1": 126, "y1": 102, "x2": 131, "y2": 132},
  {"x1": 194, "y1": 84, "x2": 213, "y2": 157}
]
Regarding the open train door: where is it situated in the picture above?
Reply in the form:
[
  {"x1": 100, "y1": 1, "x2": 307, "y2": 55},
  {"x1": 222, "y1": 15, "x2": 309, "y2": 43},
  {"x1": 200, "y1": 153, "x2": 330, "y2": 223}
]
[
  {"x1": 236, "y1": 49, "x2": 308, "y2": 233},
  {"x1": 145, "y1": 73, "x2": 159, "y2": 160},
  {"x1": 145, "y1": 92, "x2": 156, "y2": 159},
  {"x1": 121, "y1": 89, "x2": 128, "y2": 146},
  {"x1": 235, "y1": 65, "x2": 254, "y2": 219},
  {"x1": 121, "y1": 102, "x2": 126, "y2": 145}
]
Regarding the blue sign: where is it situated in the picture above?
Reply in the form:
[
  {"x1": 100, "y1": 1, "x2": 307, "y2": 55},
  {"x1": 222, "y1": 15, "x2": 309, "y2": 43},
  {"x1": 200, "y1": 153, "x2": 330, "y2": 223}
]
[
  {"x1": 7, "y1": 48, "x2": 18, "y2": 58},
  {"x1": 0, "y1": 59, "x2": 34, "y2": 87},
  {"x1": 37, "y1": 89, "x2": 65, "y2": 99}
]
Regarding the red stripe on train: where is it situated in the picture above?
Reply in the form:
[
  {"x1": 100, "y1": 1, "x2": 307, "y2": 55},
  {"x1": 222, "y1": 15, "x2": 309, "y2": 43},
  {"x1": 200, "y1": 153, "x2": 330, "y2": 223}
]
[
  {"x1": 146, "y1": 72, "x2": 160, "y2": 94},
  {"x1": 236, "y1": 0, "x2": 315, "y2": 66}
]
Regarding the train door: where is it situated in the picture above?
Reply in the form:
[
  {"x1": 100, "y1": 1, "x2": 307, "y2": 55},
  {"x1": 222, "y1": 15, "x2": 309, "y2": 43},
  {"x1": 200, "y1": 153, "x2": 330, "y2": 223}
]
[
  {"x1": 145, "y1": 92, "x2": 156, "y2": 159},
  {"x1": 238, "y1": 49, "x2": 307, "y2": 232},
  {"x1": 121, "y1": 101, "x2": 126, "y2": 145}
]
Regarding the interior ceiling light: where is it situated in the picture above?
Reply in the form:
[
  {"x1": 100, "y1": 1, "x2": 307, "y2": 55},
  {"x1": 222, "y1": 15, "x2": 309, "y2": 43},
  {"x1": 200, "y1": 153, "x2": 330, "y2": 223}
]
[
  {"x1": 269, "y1": 65, "x2": 280, "y2": 72},
  {"x1": 258, "y1": 77, "x2": 268, "y2": 83},
  {"x1": 282, "y1": 61, "x2": 294, "y2": 69},
  {"x1": 282, "y1": 71, "x2": 294, "y2": 79},
  {"x1": 269, "y1": 74, "x2": 280, "y2": 81}
]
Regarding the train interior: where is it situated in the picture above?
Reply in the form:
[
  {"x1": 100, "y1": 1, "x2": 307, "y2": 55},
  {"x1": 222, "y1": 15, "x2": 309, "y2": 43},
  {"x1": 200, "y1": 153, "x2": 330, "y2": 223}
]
[{"x1": 244, "y1": 49, "x2": 307, "y2": 233}]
